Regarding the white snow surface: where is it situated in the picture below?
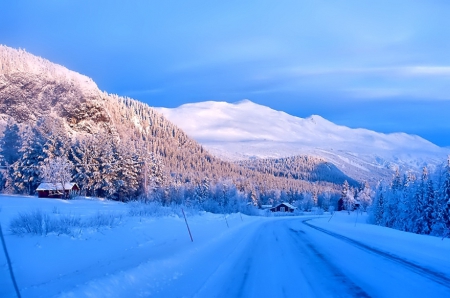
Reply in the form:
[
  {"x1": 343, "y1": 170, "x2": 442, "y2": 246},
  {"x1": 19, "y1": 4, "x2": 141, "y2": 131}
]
[
  {"x1": 1, "y1": 195, "x2": 450, "y2": 297},
  {"x1": 156, "y1": 100, "x2": 450, "y2": 182}
]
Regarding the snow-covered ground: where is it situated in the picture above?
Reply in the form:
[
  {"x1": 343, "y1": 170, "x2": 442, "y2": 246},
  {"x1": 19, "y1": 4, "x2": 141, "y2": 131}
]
[{"x1": 1, "y1": 195, "x2": 450, "y2": 297}]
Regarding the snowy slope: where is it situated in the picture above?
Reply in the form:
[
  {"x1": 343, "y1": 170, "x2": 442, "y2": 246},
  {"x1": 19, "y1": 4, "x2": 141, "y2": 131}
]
[{"x1": 157, "y1": 100, "x2": 450, "y2": 182}]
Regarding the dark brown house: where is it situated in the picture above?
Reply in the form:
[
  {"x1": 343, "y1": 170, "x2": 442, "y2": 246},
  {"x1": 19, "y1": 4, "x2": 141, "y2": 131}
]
[
  {"x1": 36, "y1": 183, "x2": 80, "y2": 199},
  {"x1": 270, "y1": 202, "x2": 297, "y2": 213}
]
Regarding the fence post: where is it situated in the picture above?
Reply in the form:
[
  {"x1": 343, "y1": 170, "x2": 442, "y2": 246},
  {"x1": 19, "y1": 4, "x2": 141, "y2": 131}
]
[{"x1": 181, "y1": 208, "x2": 193, "y2": 242}]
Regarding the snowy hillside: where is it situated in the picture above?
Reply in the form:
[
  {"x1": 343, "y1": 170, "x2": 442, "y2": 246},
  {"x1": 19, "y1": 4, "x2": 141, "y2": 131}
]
[{"x1": 157, "y1": 100, "x2": 450, "y2": 183}]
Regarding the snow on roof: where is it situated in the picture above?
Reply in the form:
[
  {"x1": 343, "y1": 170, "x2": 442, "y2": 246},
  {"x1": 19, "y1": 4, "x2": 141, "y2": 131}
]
[
  {"x1": 273, "y1": 202, "x2": 297, "y2": 209},
  {"x1": 36, "y1": 182, "x2": 78, "y2": 191}
]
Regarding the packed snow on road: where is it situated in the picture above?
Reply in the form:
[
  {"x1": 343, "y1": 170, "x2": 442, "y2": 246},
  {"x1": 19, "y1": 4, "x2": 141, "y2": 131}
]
[{"x1": 1, "y1": 194, "x2": 450, "y2": 297}]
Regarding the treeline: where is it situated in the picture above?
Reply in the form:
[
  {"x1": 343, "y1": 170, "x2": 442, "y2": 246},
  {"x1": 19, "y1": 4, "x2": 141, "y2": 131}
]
[
  {"x1": 369, "y1": 161, "x2": 450, "y2": 237},
  {"x1": 0, "y1": 114, "x2": 342, "y2": 208},
  {"x1": 0, "y1": 116, "x2": 340, "y2": 213},
  {"x1": 0, "y1": 117, "x2": 163, "y2": 200},
  {"x1": 237, "y1": 155, "x2": 359, "y2": 186}
]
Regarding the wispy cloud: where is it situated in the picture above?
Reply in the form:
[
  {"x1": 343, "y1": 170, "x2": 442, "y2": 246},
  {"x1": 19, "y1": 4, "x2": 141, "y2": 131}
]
[
  {"x1": 400, "y1": 66, "x2": 450, "y2": 76},
  {"x1": 124, "y1": 88, "x2": 164, "y2": 96},
  {"x1": 280, "y1": 66, "x2": 450, "y2": 78}
]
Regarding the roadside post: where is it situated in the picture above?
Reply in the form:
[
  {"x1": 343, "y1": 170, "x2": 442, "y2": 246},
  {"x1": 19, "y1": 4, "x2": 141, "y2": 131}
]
[
  {"x1": 181, "y1": 208, "x2": 193, "y2": 242},
  {"x1": 0, "y1": 222, "x2": 21, "y2": 298}
]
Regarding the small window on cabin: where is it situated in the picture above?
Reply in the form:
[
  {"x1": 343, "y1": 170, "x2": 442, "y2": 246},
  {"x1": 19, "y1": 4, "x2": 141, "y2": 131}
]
[{"x1": 280, "y1": 207, "x2": 285, "y2": 212}]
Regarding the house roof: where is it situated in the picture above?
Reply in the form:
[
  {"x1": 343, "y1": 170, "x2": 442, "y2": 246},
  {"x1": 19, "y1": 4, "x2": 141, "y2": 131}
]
[
  {"x1": 36, "y1": 182, "x2": 78, "y2": 191},
  {"x1": 272, "y1": 202, "x2": 297, "y2": 209}
]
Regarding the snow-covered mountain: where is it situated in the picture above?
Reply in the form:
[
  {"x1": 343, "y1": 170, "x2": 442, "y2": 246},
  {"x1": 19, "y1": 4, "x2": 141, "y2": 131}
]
[
  {"x1": 0, "y1": 45, "x2": 345, "y2": 195},
  {"x1": 157, "y1": 100, "x2": 450, "y2": 183}
]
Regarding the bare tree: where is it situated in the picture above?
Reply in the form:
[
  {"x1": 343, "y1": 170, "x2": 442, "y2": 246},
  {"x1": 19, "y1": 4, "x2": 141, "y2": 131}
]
[{"x1": 40, "y1": 156, "x2": 74, "y2": 199}]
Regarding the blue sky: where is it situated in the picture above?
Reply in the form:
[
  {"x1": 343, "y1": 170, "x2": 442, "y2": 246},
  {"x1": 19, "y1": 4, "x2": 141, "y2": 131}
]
[{"x1": 2, "y1": 1, "x2": 450, "y2": 146}]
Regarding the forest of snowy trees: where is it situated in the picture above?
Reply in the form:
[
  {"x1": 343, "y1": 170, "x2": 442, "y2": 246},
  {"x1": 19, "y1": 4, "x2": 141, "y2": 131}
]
[
  {"x1": 237, "y1": 156, "x2": 359, "y2": 186},
  {"x1": 369, "y1": 161, "x2": 450, "y2": 237},
  {"x1": 0, "y1": 114, "x2": 342, "y2": 213}
]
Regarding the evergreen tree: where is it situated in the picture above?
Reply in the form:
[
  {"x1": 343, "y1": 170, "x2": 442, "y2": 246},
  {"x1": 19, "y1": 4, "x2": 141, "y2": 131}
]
[
  {"x1": 437, "y1": 158, "x2": 450, "y2": 238},
  {"x1": 357, "y1": 181, "x2": 373, "y2": 212},
  {"x1": 11, "y1": 127, "x2": 45, "y2": 194},
  {"x1": 421, "y1": 179, "x2": 435, "y2": 234},
  {"x1": 373, "y1": 185, "x2": 385, "y2": 225},
  {"x1": 71, "y1": 136, "x2": 99, "y2": 196},
  {"x1": 340, "y1": 180, "x2": 355, "y2": 212},
  {"x1": 0, "y1": 120, "x2": 21, "y2": 165},
  {"x1": 115, "y1": 144, "x2": 140, "y2": 200}
]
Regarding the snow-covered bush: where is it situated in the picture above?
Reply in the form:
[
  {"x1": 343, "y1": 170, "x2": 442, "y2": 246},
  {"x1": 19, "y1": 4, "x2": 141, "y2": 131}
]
[
  {"x1": 128, "y1": 201, "x2": 201, "y2": 218},
  {"x1": 128, "y1": 201, "x2": 176, "y2": 217},
  {"x1": 9, "y1": 209, "x2": 123, "y2": 236},
  {"x1": 10, "y1": 209, "x2": 52, "y2": 235},
  {"x1": 311, "y1": 207, "x2": 324, "y2": 215},
  {"x1": 86, "y1": 212, "x2": 123, "y2": 229}
]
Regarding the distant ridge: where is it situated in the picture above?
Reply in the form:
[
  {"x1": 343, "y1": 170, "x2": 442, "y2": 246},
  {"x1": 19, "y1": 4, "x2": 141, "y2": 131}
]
[{"x1": 156, "y1": 100, "x2": 450, "y2": 184}]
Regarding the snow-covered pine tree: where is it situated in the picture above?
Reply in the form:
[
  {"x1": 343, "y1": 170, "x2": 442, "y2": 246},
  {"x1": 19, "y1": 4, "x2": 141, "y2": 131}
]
[
  {"x1": 357, "y1": 181, "x2": 373, "y2": 212},
  {"x1": 420, "y1": 179, "x2": 435, "y2": 234},
  {"x1": 0, "y1": 120, "x2": 21, "y2": 166},
  {"x1": 250, "y1": 189, "x2": 259, "y2": 207},
  {"x1": 435, "y1": 157, "x2": 450, "y2": 238},
  {"x1": 96, "y1": 133, "x2": 119, "y2": 198},
  {"x1": 194, "y1": 177, "x2": 210, "y2": 205},
  {"x1": 141, "y1": 150, "x2": 166, "y2": 200},
  {"x1": 39, "y1": 119, "x2": 70, "y2": 162},
  {"x1": 340, "y1": 180, "x2": 355, "y2": 212},
  {"x1": 373, "y1": 184, "x2": 385, "y2": 225},
  {"x1": 11, "y1": 126, "x2": 45, "y2": 194},
  {"x1": 114, "y1": 140, "x2": 141, "y2": 201},
  {"x1": 383, "y1": 170, "x2": 403, "y2": 228},
  {"x1": 411, "y1": 167, "x2": 428, "y2": 234},
  {"x1": 71, "y1": 136, "x2": 98, "y2": 196}
]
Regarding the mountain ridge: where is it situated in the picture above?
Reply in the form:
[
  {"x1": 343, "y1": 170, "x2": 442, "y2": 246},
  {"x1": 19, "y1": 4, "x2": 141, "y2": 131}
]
[{"x1": 156, "y1": 100, "x2": 449, "y2": 183}]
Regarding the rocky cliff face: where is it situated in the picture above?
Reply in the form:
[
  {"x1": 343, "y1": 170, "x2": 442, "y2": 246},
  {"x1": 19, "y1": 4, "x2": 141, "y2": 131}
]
[{"x1": 0, "y1": 45, "x2": 110, "y2": 134}]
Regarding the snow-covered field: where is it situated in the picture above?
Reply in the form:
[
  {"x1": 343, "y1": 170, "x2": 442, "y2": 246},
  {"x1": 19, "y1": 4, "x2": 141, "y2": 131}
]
[{"x1": 1, "y1": 195, "x2": 450, "y2": 297}]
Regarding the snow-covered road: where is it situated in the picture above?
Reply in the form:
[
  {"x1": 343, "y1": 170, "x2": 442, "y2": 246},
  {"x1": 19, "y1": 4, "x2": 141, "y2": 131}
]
[
  {"x1": 2, "y1": 196, "x2": 450, "y2": 298},
  {"x1": 150, "y1": 218, "x2": 450, "y2": 298}
]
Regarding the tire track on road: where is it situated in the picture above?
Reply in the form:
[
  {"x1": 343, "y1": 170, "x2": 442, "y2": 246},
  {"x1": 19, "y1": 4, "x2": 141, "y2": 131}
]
[
  {"x1": 288, "y1": 227, "x2": 371, "y2": 298},
  {"x1": 302, "y1": 219, "x2": 450, "y2": 289}
]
